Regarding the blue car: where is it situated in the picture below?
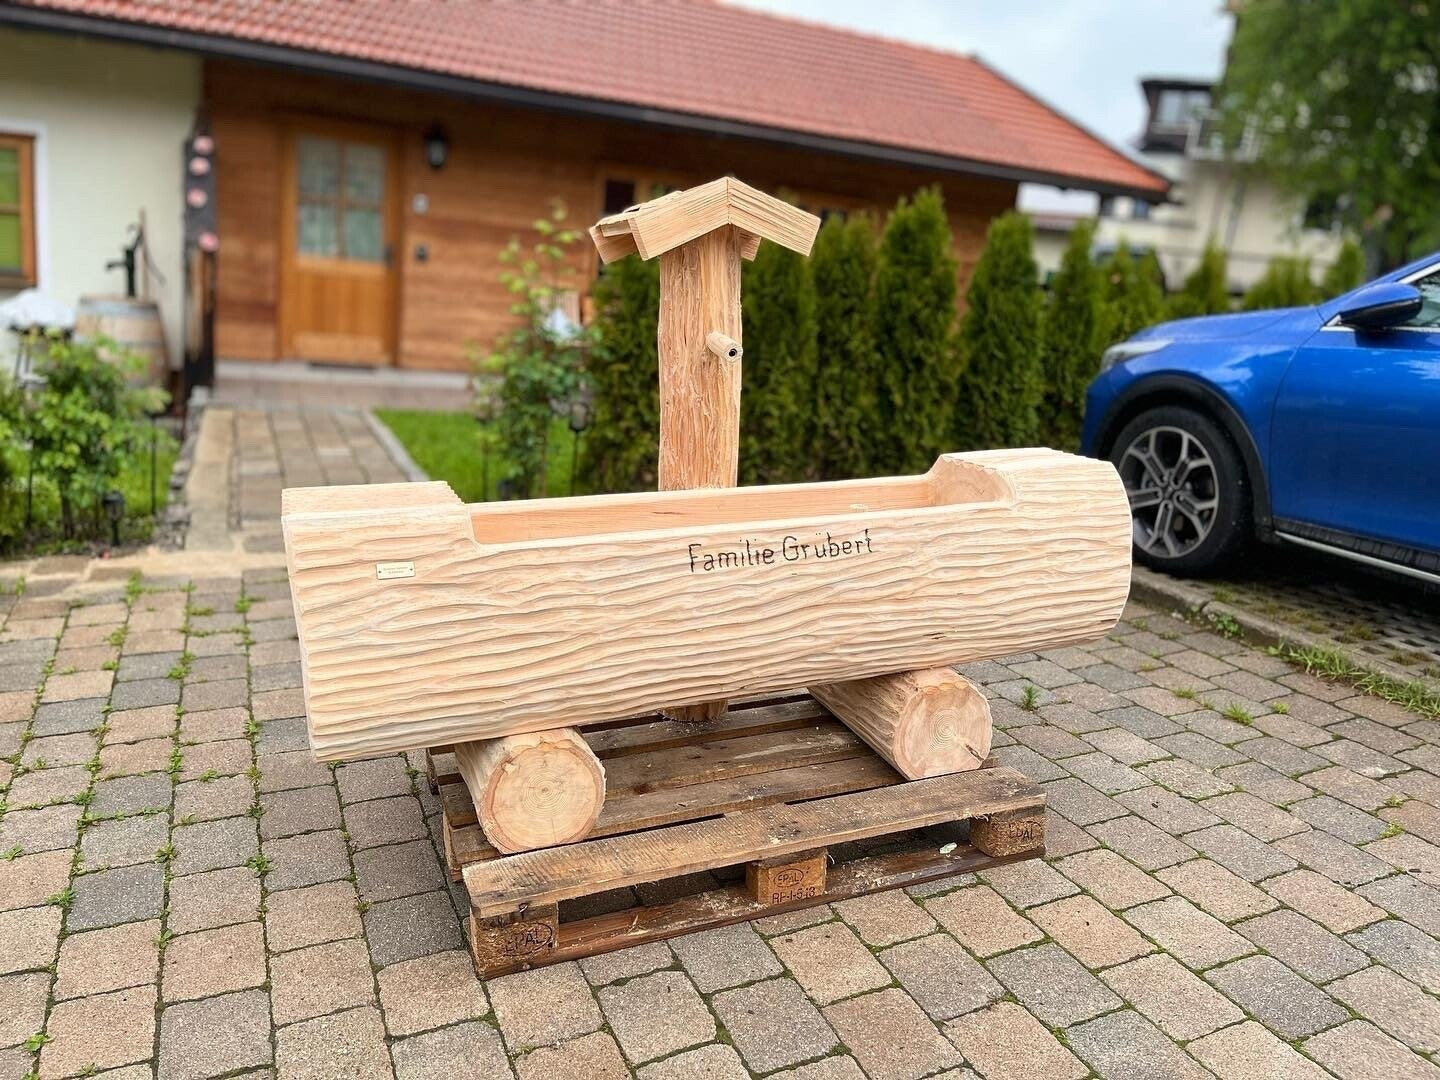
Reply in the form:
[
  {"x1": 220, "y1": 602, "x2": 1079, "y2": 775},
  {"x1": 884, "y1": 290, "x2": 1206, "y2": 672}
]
[{"x1": 1081, "y1": 254, "x2": 1440, "y2": 582}]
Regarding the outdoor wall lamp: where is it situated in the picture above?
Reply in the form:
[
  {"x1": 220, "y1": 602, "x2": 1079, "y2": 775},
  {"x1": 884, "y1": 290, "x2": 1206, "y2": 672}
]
[{"x1": 424, "y1": 126, "x2": 449, "y2": 170}]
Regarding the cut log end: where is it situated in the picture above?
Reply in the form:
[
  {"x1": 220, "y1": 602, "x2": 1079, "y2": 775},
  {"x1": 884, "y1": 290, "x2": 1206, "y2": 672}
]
[
  {"x1": 455, "y1": 730, "x2": 606, "y2": 854},
  {"x1": 811, "y1": 668, "x2": 992, "y2": 781}
]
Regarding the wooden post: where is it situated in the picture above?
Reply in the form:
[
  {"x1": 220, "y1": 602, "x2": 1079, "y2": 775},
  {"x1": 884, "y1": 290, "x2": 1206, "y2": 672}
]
[
  {"x1": 469, "y1": 903, "x2": 559, "y2": 975},
  {"x1": 454, "y1": 730, "x2": 606, "y2": 854},
  {"x1": 746, "y1": 848, "x2": 827, "y2": 905},
  {"x1": 810, "y1": 667, "x2": 993, "y2": 780}
]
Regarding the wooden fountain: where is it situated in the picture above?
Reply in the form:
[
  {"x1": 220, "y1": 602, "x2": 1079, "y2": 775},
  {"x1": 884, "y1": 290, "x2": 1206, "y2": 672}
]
[{"x1": 282, "y1": 177, "x2": 1132, "y2": 975}]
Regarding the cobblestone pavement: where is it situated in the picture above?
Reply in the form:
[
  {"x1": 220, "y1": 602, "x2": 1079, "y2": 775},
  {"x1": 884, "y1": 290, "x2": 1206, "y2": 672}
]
[
  {"x1": 1143, "y1": 544, "x2": 1440, "y2": 689},
  {"x1": 1, "y1": 554, "x2": 1438, "y2": 1079}
]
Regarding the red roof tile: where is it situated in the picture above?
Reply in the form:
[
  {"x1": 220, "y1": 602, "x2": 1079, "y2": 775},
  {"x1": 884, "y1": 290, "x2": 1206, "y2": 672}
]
[{"x1": 9, "y1": 0, "x2": 1167, "y2": 197}]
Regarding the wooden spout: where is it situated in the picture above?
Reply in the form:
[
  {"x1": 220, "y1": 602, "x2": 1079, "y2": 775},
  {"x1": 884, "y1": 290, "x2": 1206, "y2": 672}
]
[{"x1": 706, "y1": 331, "x2": 742, "y2": 362}]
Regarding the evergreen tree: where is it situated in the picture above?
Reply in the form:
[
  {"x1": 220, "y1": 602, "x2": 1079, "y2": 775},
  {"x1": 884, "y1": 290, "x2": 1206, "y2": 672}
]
[
  {"x1": 740, "y1": 241, "x2": 818, "y2": 485},
  {"x1": 1243, "y1": 255, "x2": 1319, "y2": 310},
  {"x1": 1168, "y1": 243, "x2": 1231, "y2": 319},
  {"x1": 1321, "y1": 240, "x2": 1366, "y2": 297},
  {"x1": 578, "y1": 256, "x2": 659, "y2": 493},
  {"x1": 873, "y1": 188, "x2": 959, "y2": 473},
  {"x1": 1098, "y1": 245, "x2": 1165, "y2": 348},
  {"x1": 811, "y1": 213, "x2": 880, "y2": 479},
  {"x1": 955, "y1": 211, "x2": 1043, "y2": 450},
  {"x1": 1038, "y1": 220, "x2": 1101, "y2": 451}
]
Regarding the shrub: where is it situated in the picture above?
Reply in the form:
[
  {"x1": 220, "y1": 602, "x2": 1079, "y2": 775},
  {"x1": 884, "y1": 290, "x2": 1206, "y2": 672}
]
[
  {"x1": 873, "y1": 188, "x2": 959, "y2": 473},
  {"x1": 1321, "y1": 239, "x2": 1366, "y2": 297},
  {"x1": 578, "y1": 255, "x2": 660, "y2": 493},
  {"x1": 1098, "y1": 246, "x2": 1165, "y2": 348},
  {"x1": 1243, "y1": 255, "x2": 1319, "y2": 310},
  {"x1": 1038, "y1": 220, "x2": 1101, "y2": 450},
  {"x1": 740, "y1": 241, "x2": 817, "y2": 485},
  {"x1": 955, "y1": 211, "x2": 1043, "y2": 450},
  {"x1": 25, "y1": 335, "x2": 165, "y2": 538},
  {"x1": 810, "y1": 213, "x2": 880, "y2": 479},
  {"x1": 1168, "y1": 243, "x2": 1230, "y2": 319},
  {"x1": 476, "y1": 202, "x2": 590, "y2": 498}
]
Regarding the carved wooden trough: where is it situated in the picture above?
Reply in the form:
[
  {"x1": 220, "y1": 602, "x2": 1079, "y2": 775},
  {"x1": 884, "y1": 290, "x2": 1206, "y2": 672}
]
[{"x1": 282, "y1": 445, "x2": 1130, "y2": 762}]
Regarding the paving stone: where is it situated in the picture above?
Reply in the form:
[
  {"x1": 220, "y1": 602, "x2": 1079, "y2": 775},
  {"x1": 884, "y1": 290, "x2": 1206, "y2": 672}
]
[
  {"x1": 22, "y1": 730, "x2": 95, "y2": 767},
  {"x1": 258, "y1": 785, "x2": 341, "y2": 841},
  {"x1": 91, "y1": 772, "x2": 172, "y2": 816},
  {"x1": 1328, "y1": 965, "x2": 1440, "y2": 1053},
  {"x1": 344, "y1": 794, "x2": 426, "y2": 848},
  {"x1": 1011, "y1": 723, "x2": 1089, "y2": 759},
  {"x1": 1205, "y1": 791, "x2": 1309, "y2": 842},
  {"x1": 1125, "y1": 895, "x2": 1253, "y2": 970},
  {"x1": 40, "y1": 984, "x2": 157, "y2": 1078},
  {"x1": 271, "y1": 937, "x2": 376, "y2": 1024},
  {"x1": 32, "y1": 696, "x2": 105, "y2": 736},
  {"x1": 1154, "y1": 858, "x2": 1279, "y2": 921},
  {"x1": 394, "y1": 1022, "x2": 516, "y2": 1080},
  {"x1": 69, "y1": 861, "x2": 165, "y2": 931},
  {"x1": 1275, "y1": 827, "x2": 1392, "y2": 886},
  {"x1": 1290, "y1": 794, "x2": 1388, "y2": 844},
  {"x1": 181, "y1": 677, "x2": 248, "y2": 712},
  {"x1": 878, "y1": 932, "x2": 1002, "y2": 1021},
  {"x1": 275, "y1": 1005, "x2": 391, "y2": 1080},
  {"x1": 171, "y1": 816, "x2": 257, "y2": 876},
  {"x1": 1042, "y1": 776, "x2": 1127, "y2": 825},
  {"x1": 944, "y1": 1000, "x2": 1086, "y2": 1080},
  {"x1": 377, "y1": 950, "x2": 489, "y2": 1037},
  {"x1": 1185, "y1": 822, "x2": 1299, "y2": 882},
  {"x1": 110, "y1": 677, "x2": 180, "y2": 711},
  {"x1": 771, "y1": 920, "x2": 891, "y2": 1005},
  {"x1": 77, "y1": 813, "x2": 167, "y2": 871},
  {"x1": 1188, "y1": 1019, "x2": 1331, "y2": 1080},
  {"x1": 768, "y1": 1058, "x2": 868, "y2": 1080},
  {"x1": 634, "y1": 1042, "x2": 746, "y2": 1080},
  {"x1": 186, "y1": 654, "x2": 248, "y2": 683},
  {"x1": 0, "y1": 971, "x2": 49, "y2": 1048},
  {"x1": 53, "y1": 917, "x2": 160, "y2": 1000},
  {"x1": 1028, "y1": 894, "x2": 1151, "y2": 968},
  {"x1": 42, "y1": 668, "x2": 113, "y2": 703},
  {"x1": 993, "y1": 743, "x2": 1068, "y2": 782},
  {"x1": 363, "y1": 890, "x2": 464, "y2": 967},
  {"x1": 5, "y1": 762, "x2": 89, "y2": 806},
  {"x1": 597, "y1": 969, "x2": 714, "y2": 1064},
  {"x1": 115, "y1": 651, "x2": 180, "y2": 682},
  {"x1": 1064, "y1": 1008, "x2": 1212, "y2": 1080},
  {"x1": 1041, "y1": 808, "x2": 1100, "y2": 857},
  {"x1": 1208, "y1": 953, "x2": 1350, "y2": 1039},
  {"x1": 0, "y1": 849, "x2": 71, "y2": 911},
  {"x1": 255, "y1": 716, "x2": 309, "y2": 756},
  {"x1": 265, "y1": 880, "x2": 362, "y2": 953},
  {"x1": 1303, "y1": 1019, "x2": 1440, "y2": 1080},
  {"x1": 163, "y1": 921, "x2": 267, "y2": 1002},
  {"x1": 0, "y1": 802, "x2": 82, "y2": 854},
  {"x1": 174, "y1": 774, "x2": 254, "y2": 822},
  {"x1": 264, "y1": 829, "x2": 352, "y2": 891},
  {"x1": 488, "y1": 961, "x2": 603, "y2": 1053},
  {"x1": 1063, "y1": 750, "x2": 1151, "y2": 794},
  {"x1": 1263, "y1": 867, "x2": 1386, "y2": 933},
  {"x1": 350, "y1": 838, "x2": 445, "y2": 904},
  {"x1": 824, "y1": 987, "x2": 962, "y2": 1080},
  {"x1": 1214, "y1": 760, "x2": 1315, "y2": 805},
  {"x1": 578, "y1": 941, "x2": 674, "y2": 988},
  {"x1": 1366, "y1": 833, "x2": 1440, "y2": 885},
  {"x1": 1358, "y1": 873, "x2": 1440, "y2": 936},
  {"x1": 833, "y1": 887, "x2": 937, "y2": 946},
  {"x1": 166, "y1": 865, "x2": 261, "y2": 934},
  {"x1": 98, "y1": 736, "x2": 174, "y2": 778},
  {"x1": 1088, "y1": 814, "x2": 1197, "y2": 870},
  {"x1": 178, "y1": 706, "x2": 248, "y2": 744},
  {"x1": 1053, "y1": 848, "x2": 1171, "y2": 909},
  {"x1": 1234, "y1": 909, "x2": 1370, "y2": 982},
  {"x1": 256, "y1": 749, "x2": 331, "y2": 793},
  {"x1": 1100, "y1": 952, "x2": 1243, "y2": 1040},
  {"x1": 989, "y1": 941, "x2": 1123, "y2": 1027},
  {"x1": 924, "y1": 885, "x2": 1042, "y2": 957},
  {"x1": 253, "y1": 688, "x2": 304, "y2": 722},
  {"x1": 335, "y1": 756, "x2": 413, "y2": 804},
  {"x1": 1347, "y1": 919, "x2": 1440, "y2": 994},
  {"x1": 176, "y1": 738, "x2": 251, "y2": 781},
  {"x1": 976, "y1": 857, "x2": 1079, "y2": 908},
  {"x1": 710, "y1": 977, "x2": 837, "y2": 1075},
  {"x1": 668, "y1": 922, "x2": 781, "y2": 992}
]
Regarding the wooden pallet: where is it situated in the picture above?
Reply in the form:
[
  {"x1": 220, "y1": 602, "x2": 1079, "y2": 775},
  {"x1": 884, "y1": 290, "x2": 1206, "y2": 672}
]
[{"x1": 427, "y1": 692, "x2": 1046, "y2": 978}]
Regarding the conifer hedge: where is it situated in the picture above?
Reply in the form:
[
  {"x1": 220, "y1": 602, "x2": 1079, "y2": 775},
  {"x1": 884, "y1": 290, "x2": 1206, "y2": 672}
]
[
  {"x1": 1039, "y1": 220, "x2": 1101, "y2": 451},
  {"x1": 811, "y1": 214, "x2": 880, "y2": 479},
  {"x1": 740, "y1": 242, "x2": 818, "y2": 484}
]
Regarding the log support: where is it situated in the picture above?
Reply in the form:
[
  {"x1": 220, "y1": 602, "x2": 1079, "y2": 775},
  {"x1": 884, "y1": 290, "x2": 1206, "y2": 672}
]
[
  {"x1": 454, "y1": 729, "x2": 606, "y2": 854},
  {"x1": 810, "y1": 667, "x2": 993, "y2": 780},
  {"x1": 745, "y1": 848, "x2": 828, "y2": 906}
]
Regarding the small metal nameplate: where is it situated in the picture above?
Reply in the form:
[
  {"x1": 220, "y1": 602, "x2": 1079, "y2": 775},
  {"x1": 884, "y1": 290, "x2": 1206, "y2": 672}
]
[{"x1": 376, "y1": 561, "x2": 415, "y2": 580}]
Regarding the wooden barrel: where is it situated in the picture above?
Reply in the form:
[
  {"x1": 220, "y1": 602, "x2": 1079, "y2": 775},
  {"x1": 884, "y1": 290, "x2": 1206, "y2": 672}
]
[{"x1": 73, "y1": 295, "x2": 168, "y2": 387}]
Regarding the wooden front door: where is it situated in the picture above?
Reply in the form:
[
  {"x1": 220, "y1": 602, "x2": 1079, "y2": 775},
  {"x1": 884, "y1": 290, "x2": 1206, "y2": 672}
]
[{"x1": 280, "y1": 124, "x2": 398, "y2": 364}]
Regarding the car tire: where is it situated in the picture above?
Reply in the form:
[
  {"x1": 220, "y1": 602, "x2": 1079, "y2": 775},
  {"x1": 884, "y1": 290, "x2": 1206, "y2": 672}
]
[{"x1": 1108, "y1": 405, "x2": 1250, "y2": 575}]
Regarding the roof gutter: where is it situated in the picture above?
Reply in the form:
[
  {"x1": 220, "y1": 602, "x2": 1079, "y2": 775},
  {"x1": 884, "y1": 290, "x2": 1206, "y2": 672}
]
[{"x1": 0, "y1": 5, "x2": 1170, "y2": 201}]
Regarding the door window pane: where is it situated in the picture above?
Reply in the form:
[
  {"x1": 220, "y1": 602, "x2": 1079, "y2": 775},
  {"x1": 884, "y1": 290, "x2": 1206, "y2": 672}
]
[
  {"x1": 344, "y1": 208, "x2": 383, "y2": 262},
  {"x1": 344, "y1": 143, "x2": 384, "y2": 205},
  {"x1": 298, "y1": 203, "x2": 339, "y2": 257},
  {"x1": 0, "y1": 214, "x2": 20, "y2": 271},
  {"x1": 1407, "y1": 271, "x2": 1440, "y2": 329},
  {"x1": 298, "y1": 137, "x2": 340, "y2": 198},
  {"x1": 0, "y1": 147, "x2": 18, "y2": 205}
]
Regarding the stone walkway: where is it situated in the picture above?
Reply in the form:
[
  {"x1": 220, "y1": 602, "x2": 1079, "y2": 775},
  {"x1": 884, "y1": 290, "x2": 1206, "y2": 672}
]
[{"x1": 0, "y1": 405, "x2": 1438, "y2": 1079}]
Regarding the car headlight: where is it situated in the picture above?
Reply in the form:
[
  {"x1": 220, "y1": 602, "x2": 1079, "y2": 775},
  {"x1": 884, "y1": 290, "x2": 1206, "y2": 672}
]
[{"x1": 1100, "y1": 338, "x2": 1171, "y2": 372}]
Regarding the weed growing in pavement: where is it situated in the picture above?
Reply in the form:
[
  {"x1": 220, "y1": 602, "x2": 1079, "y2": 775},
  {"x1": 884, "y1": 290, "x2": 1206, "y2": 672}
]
[
  {"x1": 1020, "y1": 684, "x2": 1041, "y2": 711},
  {"x1": 246, "y1": 853, "x2": 272, "y2": 876},
  {"x1": 1285, "y1": 644, "x2": 1440, "y2": 719},
  {"x1": 43, "y1": 887, "x2": 73, "y2": 910},
  {"x1": 1, "y1": 846, "x2": 23, "y2": 860},
  {"x1": 1379, "y1": 823, "x2": 1403, "y2": 840},
  {"x1": 1206, "y1": 611, "x2": 1242, "y2": 639},
  {"x1": 1173, "y1": 687, "x2": 1197, "y2": 700},
  {"x1": 1221, "y1": 703, "x2": 1254, "y2": 726},
  {"x1": 1271, "y1": 701, "x2": 1290, "y2": 715}
]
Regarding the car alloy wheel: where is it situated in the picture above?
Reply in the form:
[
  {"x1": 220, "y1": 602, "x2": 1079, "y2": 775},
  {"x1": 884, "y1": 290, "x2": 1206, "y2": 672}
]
[{"x1": 1117, "y1": 425, "x2": 1219, "y2": 559}]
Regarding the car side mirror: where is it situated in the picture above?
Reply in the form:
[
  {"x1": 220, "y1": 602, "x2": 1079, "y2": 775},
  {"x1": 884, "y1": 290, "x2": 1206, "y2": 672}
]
[{"x1": 1337, "y1": 282, "x2": 1422, "y2": 331}]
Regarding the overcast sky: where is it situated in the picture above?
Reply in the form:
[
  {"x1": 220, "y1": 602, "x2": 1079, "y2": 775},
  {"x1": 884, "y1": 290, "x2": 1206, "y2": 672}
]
[{"x1": 728, "y1": 0, "x2": 1234, "y2": 211}]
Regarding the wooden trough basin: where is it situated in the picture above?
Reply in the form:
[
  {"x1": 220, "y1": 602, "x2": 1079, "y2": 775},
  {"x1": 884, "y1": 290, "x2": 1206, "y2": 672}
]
[{"x1": 282, "y1": 447, "x2": 1131, "y2": 761}]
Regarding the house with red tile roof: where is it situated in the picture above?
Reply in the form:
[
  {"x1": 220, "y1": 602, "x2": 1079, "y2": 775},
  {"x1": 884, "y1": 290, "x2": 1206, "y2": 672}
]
[{"x1": 0, "y1": 0, "x2": 1166, "y2": 391}]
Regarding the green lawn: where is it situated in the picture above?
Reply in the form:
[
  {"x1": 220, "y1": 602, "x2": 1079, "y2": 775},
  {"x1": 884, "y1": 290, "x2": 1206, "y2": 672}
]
[{"x1": 375, "y1": 409, "x2": 581, "y2": 501}]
